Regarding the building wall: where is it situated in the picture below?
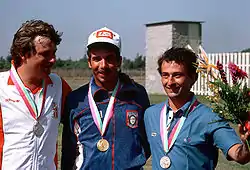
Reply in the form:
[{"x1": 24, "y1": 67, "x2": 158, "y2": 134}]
[
  {"x1": 187, "y1": 23, "x2": 201, "y2": 53},
  {"x1": 145, "y1": 24, "x2": 172, "y2": 94},
  {"x1": 172, "y1": 23, "x2": 201, "y2": 53},
  {"x1": 172, "y1": 23, "x2": 189, "y2": 48},
  {"x1": 145, "y1": 22, "x2": 202, "y2": 94}
]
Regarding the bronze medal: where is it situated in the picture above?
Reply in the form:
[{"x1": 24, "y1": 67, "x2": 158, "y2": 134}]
[
  {"x1": 97, "y1": 138, "x2": 109, "y2": 152},
  {"x1": 160, "y1": 156, "x2": 171, "y2": 169}
]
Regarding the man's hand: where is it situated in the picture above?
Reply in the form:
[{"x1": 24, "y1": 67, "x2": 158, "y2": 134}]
[
  {"x1": 227, "y1": 124, "x2": 250, "y2": 164},
  {"x1": 239, "y1": 124, "x2": 250, "y2": 142}
]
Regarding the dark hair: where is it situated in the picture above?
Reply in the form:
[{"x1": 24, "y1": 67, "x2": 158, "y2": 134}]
[
  {"x1": 157, "y1": 47, "x2": 198, "y2": 78},
  {"x1": 87, "y1": 42, "x2": 120, "y2": 61},
  {"x1": 10, "y1": 20, "x2": 62, "y2": 67}
]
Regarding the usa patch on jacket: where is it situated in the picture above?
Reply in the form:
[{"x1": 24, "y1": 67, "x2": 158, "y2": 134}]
[{"x1": 126, "y1": 110, "x2": 138, "y2": 128}]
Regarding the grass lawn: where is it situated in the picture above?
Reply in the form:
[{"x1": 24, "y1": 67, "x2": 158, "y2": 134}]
[{"x1": 57, "y1": 94, "x2": 250, "y2": 170}]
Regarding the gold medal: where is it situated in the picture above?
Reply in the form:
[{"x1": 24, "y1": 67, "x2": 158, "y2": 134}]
[
  {"x1": 33, "y1": 121, "x2": 44, "y2": 137},
  {"x1": 160, "y1": 156, "x2": 171, "y2": 169},
  {"x1": 97, "y1": 138, "x2": 109, "y2": 152}
]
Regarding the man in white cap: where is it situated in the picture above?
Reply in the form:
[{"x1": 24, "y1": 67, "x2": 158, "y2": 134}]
[{"x1": 61, "y1": 27, "x2": 151, "y2": 170}]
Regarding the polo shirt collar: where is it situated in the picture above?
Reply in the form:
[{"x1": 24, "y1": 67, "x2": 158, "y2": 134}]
[
  {"x1": 166, "y1": 94, "x2": 196, "y2": 118},
  {"x1": 7, "y1": 74, "x2": 53, "y2": 86}
]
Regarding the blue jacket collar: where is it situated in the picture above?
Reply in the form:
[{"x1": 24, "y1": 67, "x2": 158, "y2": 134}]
[{"x1": 90, "y1": 76, "x2": 139, "y2": 101}]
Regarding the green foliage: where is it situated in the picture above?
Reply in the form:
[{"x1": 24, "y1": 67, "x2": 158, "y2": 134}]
[
  {"x1": 0, "y1": 56, "x2": 11, "y2": 70},
  {"x1": 122, "y1": 58, "x2": 134, "y2": 69},
  {"x1": 210, "y1": 79, "x2": 250, "y2": 124},
  {"x1": 133, "y1": 53, "x2": 145, "y2": 69},
  {"x1": 0, "y1": 54, "x2": 145, "y2": 70},
  {"x1": 241, "y1": 48, "x2": 250, "y2": 52},
  {"x1": 122, "y1": 54, "x2": 145, "y2": 70}
]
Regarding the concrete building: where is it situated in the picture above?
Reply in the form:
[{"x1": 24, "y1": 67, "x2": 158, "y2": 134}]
[{"x1": 145, "y1": 20, "x2": 203, "y2": 94}]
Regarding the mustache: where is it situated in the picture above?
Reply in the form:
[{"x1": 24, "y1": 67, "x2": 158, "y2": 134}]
[
  {"x1": 97, "y1": 70, "x2": 111, "y2": 75},
  {"x1": 98, "y1": 67, "x2": 113, "y2": 73}
]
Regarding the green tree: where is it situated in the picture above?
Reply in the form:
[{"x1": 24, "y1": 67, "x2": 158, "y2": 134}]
[
  {"x1": 241, "y1": 48, "x2": 250, "y2": 52},
  {"x1": 122, "y1": 57, "x2": 133, "y2": 69},
  {"x1": 77, "y1": 55, "x2": 89, "y2": 69},
  {"x1": 0, "y1": 56, "x2": 10, "y2": 69},
  {"x1": 0, "y1": 56, "x2": 5, "y2": 69},
  {"x1": 53, "y1": 58, "x2": 65, "y2": 68},
  {"x1": 133, "y1": 53, "x2": 145, "y2": 69}
]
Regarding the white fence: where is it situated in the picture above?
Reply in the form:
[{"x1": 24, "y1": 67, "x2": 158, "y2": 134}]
[{"x1": 191, "y1": 52, "x2": 250, "y2": 95}]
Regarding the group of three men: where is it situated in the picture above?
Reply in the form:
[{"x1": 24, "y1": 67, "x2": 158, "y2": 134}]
[{"x1": 0, "y1": 19, "x2": 249, "y2": 170}]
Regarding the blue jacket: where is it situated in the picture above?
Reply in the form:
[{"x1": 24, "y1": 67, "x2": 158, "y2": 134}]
[{"x1": 61, "y1": 76, "x2": 150, "y2": 170}]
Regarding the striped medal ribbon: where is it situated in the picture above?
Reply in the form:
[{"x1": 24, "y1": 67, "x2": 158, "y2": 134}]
[
  {"x1": 88, "y1": 77, "x2": 121, "y2": 152},
  {"x1": 9, "y1": 63, "x2": 47, "y2": 137},
  {"x1": 159, "y1": 97, "x2": 199, "y2": 168}
]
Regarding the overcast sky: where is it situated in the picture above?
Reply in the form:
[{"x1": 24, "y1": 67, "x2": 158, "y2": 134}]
[{"x1": 1, "y1": 0, "x2": 250, "y2": 60}]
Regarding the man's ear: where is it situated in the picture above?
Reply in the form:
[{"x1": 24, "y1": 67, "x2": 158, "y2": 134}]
[
  {"x1": 88, "y1": 56, "x2": 92, "y2": 69},
  {"x1": 19, "y1": 53, "x2": 27, "y2": 64},
  {"x1": 20, "y1": 53, "x2": 26, "y2": 61}
]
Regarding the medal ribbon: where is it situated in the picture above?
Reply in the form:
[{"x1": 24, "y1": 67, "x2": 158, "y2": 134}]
[
  {"x1": 88, "y1": 77, "x2": 120, "y2": 136},
  {"x1": 160, "y1": 97, "x2": 199, "y2": 153},
  {"x1": 9, "y1": 63, "x2": 47, "y2": 120}
]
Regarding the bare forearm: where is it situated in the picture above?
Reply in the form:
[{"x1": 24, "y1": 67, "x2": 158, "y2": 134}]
[
  {"x1": 227, "y1": 125, "x2": 250, "y2": 164},
  {"x1": 230, "y1": 143, "x2": 250, "y2": 164}
]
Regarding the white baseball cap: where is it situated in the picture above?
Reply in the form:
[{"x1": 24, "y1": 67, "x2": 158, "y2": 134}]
[{"x1": 87, "y1": 27, "x2": 121, "y2": 50}]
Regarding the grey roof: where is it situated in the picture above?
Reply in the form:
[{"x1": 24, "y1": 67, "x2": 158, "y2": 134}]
[{"x1": 145, "y1": 20, "x2": 204, "y2": 27}]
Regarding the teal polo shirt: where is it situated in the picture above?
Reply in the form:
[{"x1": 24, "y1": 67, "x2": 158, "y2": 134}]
[{"x1": 144, "y1": 96, "x2": 242, "y2": 170}]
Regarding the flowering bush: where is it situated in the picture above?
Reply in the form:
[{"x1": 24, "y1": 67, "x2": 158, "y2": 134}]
[{"x1": 195, "y1": 47, "x2": 250, "y2": 129}]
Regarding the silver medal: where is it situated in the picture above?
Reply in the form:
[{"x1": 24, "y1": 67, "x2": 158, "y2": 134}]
[
  {"x1": 160, "y1": 156, "x2": 171, "y2": 169},
  {"x1": 33, "y1": 121, "x2": 44, "y2": 137}
]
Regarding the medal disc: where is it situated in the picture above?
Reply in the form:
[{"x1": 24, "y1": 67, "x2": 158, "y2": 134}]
[
  {"x1": 33, "y1": 121, "x2": 44, "y2": 137},
  {"x1": 160, "y1": 156, "x2": 171, "y2": 169},
  {"x1": 97, "y1": 138, "x2": 109, "y2": 152}
]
